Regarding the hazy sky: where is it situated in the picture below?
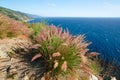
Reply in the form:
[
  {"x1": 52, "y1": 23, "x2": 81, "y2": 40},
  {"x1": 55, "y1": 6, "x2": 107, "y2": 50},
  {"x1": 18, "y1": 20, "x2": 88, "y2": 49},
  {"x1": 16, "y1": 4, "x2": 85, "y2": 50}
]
[{"x1": 0, "y1": 0, "x2": 120, "y2": 17}]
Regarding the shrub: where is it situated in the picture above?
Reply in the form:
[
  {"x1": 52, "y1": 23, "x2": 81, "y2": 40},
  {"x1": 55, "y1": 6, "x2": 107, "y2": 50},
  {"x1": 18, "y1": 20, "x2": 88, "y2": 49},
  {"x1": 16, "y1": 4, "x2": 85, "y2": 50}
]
[
  {"x1": 89, "y1": 59, "x2": 101, "y2": 75},
  {"x1": 0, "y1": 14, "x2": 31, "y2": 39},
  {"x1": 30, "y1": 25, "x2": 90, "y2": 79},
  {"x1": 29, "y1": 22, "x2": 47, "y2": 39}
]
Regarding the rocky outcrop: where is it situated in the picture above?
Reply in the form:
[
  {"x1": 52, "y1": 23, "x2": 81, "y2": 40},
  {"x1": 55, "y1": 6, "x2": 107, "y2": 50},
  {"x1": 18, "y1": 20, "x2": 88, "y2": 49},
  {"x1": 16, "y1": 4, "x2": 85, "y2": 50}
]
[
  {"x1": 0, "y1": 37, "x2": 50, "y2": 80},
  {"x1": 0, "y1": 57, "x2": 36, "y2": 80},
  {"x1": 0, "y1": 37, "x2": 33, "y2": 80},
  {"x1": 111, "y1": 77, "x2": 117, "y2": 80},
  {"x1": 0, "y1": 38, "x2": 32, "y2": 58},
  {"x1": 89, "y1": 74, "x2": 98, "y2": 80}
]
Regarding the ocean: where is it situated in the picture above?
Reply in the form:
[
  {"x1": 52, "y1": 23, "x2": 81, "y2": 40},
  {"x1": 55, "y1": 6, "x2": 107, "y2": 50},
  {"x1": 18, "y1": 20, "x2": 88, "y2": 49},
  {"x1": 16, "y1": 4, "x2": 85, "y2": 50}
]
[{"x1": 29, "y1": 17, "x2": 120, "y2": 64}]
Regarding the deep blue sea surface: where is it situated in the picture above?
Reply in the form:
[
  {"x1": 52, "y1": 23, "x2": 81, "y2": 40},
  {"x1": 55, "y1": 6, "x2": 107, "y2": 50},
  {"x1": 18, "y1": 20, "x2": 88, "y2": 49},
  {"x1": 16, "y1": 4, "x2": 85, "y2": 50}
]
[{"x1": 29, "y1": 17, "x2": 120, "y2": 64}]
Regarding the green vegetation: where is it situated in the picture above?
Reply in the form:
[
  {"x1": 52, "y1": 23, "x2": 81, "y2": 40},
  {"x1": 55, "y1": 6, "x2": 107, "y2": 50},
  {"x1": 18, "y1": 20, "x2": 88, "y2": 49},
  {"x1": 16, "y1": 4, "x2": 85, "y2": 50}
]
[
  {"x1": 33, "y1": 26, "x2": 83, "y2": 79},
  {"x1": 0, "y1": 6, "x2": 32, "y2": 21},
  {"x1": 0, "y1": 15, "x2": 102, "y2": 80},
  {"x1": 29, "y1": 23, "x2": 47, "y2": 39},
  {"x1": 89, "y1": 59, "x2": 101, "y2": 75},
  {"x1": 28, "y1": 24, "x2": 100, "y2": 80},
  {"x1": 0, "y1": 14, "x2": 31, "y2": 38}
]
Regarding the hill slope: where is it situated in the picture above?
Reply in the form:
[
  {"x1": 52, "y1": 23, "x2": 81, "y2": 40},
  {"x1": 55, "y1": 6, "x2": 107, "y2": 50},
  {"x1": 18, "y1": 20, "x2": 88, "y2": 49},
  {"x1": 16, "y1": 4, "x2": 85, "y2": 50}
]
[{"x1": 0, "y1": 6, "x2": 32, "y2": 21}]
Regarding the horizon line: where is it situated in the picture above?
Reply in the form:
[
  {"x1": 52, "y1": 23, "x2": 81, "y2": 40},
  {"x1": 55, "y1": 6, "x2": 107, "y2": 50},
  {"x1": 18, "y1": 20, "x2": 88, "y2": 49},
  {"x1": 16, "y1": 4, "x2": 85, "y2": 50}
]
[{"x1": 39, "y1": 16, "x2": 120, "y2": 18}]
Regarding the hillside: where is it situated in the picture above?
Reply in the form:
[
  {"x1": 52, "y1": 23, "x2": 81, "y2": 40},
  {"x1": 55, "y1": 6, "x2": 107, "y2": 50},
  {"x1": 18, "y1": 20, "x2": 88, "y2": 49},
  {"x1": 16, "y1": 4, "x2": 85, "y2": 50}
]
[
  {"x1": 0, "y1": 6, "x2": 32, "y2": 21},
  {"x1": 0, "y1": 15, "x2": 103, "y2": 80}
]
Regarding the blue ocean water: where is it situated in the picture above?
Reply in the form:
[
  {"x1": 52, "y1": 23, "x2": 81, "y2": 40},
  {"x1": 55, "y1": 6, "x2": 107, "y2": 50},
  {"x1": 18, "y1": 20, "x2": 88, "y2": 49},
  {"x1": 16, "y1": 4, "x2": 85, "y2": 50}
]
[{"x1": 29, "y1": 17, "x2": 120, "y2": 64}]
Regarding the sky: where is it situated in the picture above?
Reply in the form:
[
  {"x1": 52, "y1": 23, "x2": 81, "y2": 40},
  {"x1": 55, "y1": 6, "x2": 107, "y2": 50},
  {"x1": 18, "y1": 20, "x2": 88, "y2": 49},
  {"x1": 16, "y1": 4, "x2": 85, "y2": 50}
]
[{"x1": 0, "y1": 0, "x2": 120, "y2": 17}]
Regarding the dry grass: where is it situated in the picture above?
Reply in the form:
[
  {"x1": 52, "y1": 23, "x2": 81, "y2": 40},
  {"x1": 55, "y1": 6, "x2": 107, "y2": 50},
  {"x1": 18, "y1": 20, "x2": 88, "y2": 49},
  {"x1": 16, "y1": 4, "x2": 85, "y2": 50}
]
[
  {"x1": 0, "y1": 15, "x2": 102, "y2": 80},
  {"x1": 0, "y1": 14, "x2": 31, "y2": 39}
]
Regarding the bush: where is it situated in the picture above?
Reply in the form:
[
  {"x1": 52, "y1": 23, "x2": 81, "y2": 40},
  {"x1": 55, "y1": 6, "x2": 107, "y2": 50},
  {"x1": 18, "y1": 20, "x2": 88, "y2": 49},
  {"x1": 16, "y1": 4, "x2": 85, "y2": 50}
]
[
  {"x1": 30, "y1": 25, "x2": 90, "y2": 79},
  {"x1": 89, "y1": 59, "x2": 101, "y2": 75},
  {"x1": 0, "y1": 14, "x2": 31, "y2": 39},
  {"x1": 29, "y1": 22, "x2": 47, "y2": 39}
]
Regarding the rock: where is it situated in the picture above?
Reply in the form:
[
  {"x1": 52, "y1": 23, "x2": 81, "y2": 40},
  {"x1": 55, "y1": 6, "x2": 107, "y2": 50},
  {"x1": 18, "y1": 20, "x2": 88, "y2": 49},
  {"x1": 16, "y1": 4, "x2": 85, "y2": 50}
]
[
  {"x1": 0, "y1": 71, "x2": 7, "y2": 80},
  {"x1": 89, "y1": 74, "x2": 98, "y2": 80},
  {"x1": 0, "y1": 58, "x2": 10, "y2": 80},
  {"x1": 111, "y1": 77, "x2": 117, "y2": 80},
  {"x1": 0, "y1": 38, "x2": 32, "y2": 58},
  {"x1": 0, "y1": 50, "x2": 9, "y2": 58},
  {"x1": 24, "y1": 75, "x2": 29, "y2": 80}
]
